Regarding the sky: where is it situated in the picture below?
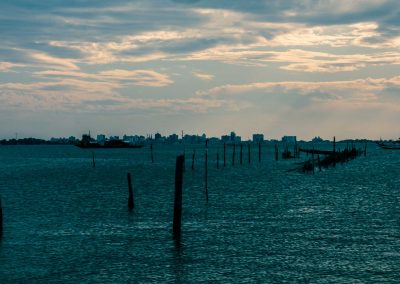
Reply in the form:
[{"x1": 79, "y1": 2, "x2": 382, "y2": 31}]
[{"x1": 1, "y1": 0, "x2": 399, "y2": 140}]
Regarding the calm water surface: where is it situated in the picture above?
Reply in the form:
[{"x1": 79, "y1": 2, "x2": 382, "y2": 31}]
[{"x1": 0, "y1": 143, "x2": 399, "y2": 283}]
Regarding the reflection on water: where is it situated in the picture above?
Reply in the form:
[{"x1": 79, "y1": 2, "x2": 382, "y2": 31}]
[{"x1": 0, "y1": 143, "x2": 399, "y2": 283}]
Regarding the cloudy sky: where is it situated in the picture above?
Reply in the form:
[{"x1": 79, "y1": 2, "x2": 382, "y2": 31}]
[{"x1": 1, "y1": 0, "x2": 399, "y2": 140}]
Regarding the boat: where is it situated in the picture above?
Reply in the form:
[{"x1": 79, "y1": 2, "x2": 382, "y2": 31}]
[
  {"x1": 76, "y1": 134, "x2": 144, "y2": 149},
  {"x1": 376, "y1": 139, "x2": 400, "y2": 150}
]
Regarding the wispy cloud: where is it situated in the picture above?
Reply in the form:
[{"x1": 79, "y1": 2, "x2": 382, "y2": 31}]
[
  {"x1": 198, "y1": 76, "x2": 400, "y2": 97},
  {"x1": 30, "y1": 51, "x2": 79, "y2": 70},
  {"x1": 34, "y1": 69, "x2": 173, "y2": 87},
  {"x1": 192, "y1": 71, "x2": 214, "y2": 80},
  {"x1": 197, "y1": 76, "x2": 400, "y2": 112},
  {"x1": 0, "y1": 61, "x2": 25, "y2": 71}
]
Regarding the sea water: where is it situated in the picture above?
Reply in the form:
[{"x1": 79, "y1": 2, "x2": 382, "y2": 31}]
[{"x1": 0, "y1": 143, "x2": 399, "y2": 283}]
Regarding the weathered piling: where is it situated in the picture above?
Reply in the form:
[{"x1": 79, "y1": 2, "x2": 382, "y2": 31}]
[
  {"x1": 318, "y1": 155, "x2": 321, "y2": 171},
  {"x1": 333, "y1": 137, "x2": 336, "y2": 168},
  {"x1": 275, "y1": 144, "x2": 279, "y2": 161},
  {"x1": 173, "y1": 155, "x2": 184, "y2": 238},
  {"x1": 223, "y1": 143, "x2": 226, "y2": 167},
  {"x1": 312, "y1": 148, "x2": 315, "y2": 174},
  {"x1": 127, "y1": 173, "x2": 134, "y2": 210},
  {"x1": 217, "y1": 152, "x2": 219, "y2": 169},
  {"x1": 364, "y1": 143, "x2": 367, "y2": 156},
  {"x1": 282, "y1": 144, "x2": 294, "y2": 159},
  {"x1": 0, "y1": 198, "x2": 3, "y2": 237},
  {"x1": 92, "y1": 152, "x2": 95, "y2": 168},
  {"x1": 248, "y1": 143, "x2": 251, "y2": 164},
  {"x1": 258, "y1": 142, "x2": 261, "y2": 163},
  {"x1": 191, "y1": 150, "x2": 195, "y2": 170},
  {"x1": 205, "y1": 140, "x2": 209, "y2": 203},
  {"x1": 183, "y1": 149, "x2": 186, "y2": 171},
  {"x1": 232, "y1": 143, "x2": 236, "y2": 166},
  {"x1": 240, "y1": 143, "x2": 243, "y2": 165},
  {"x1": 150, "y1": 144, "x2": 154, "y2": 163}
]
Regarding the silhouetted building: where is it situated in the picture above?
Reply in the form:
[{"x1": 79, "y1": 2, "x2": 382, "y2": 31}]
[
  {"x1": 97, "y1": 134, "x2": 106, "y2": 145},
  {"x1": 208, "y1": 137, "x2": 219, "y2": 144},
  {"x1": 167, "y1": 134, "x2": 179, "y2": 143},
  {"x1": 68, "y1": 136, "x2": 76, "y2": 143},
  {"x1": 282, "y1": 136, "x2": 297, "y2": 143},
  {"x1": 252, "y1": 134, "x2": 264, "y2": 142},
  {"x1": 221, "y1": 135, "x2": 230, "y2": 143}
]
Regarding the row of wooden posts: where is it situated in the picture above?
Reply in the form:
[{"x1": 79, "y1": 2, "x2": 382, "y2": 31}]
[
  {"x1": 125, "y1": 141, "x2": 294, "y2": 239},
  {"x1": 151, "y1": 141, "x2": 266, "y2": 167},
  {"x1": 0, "y1": 139, "x2": 367, "y2": 241},
  {"x1": 298, "y1": 137, "x2": 367, "y2": 173},
  {"x1": 90, "y1": 141, "x2": 297, "y2": 169}
]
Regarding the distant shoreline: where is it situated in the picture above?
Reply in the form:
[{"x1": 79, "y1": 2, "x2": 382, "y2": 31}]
[{"x1": 1, "y1": 138, "x2": 379, "y2": 146}]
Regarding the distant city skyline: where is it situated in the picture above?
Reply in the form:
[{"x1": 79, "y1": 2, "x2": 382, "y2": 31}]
[{"x1": 1, "y1": 1, "x2": 400, "y2": 140}]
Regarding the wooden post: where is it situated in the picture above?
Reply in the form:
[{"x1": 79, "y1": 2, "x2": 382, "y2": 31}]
[
  {"x1": 191, "y1": 150, "x2": 195, "y2": 170},
  {"x1": 333, "y1": 136, "x2": 336, "y2": 168},
  {"x1": 275, "y1": 144, "x2": 278, "y2": 161},
  {"x1": 318, "y1": 155, "x2": 321, "y2": 171},
  {"x1": 258, "y1": 142, "x2": 261, "y2": 163},
  {"x1": 127, "y1": 173, "x2": 134, "y2": 210},
  {"x1": 150, "y1": 144, "x2": 154, "y2": 163},
  {"x1": 205, "y1": 140, "x2": 208, "y2": 202},
  {"x1": 232, "y1": 143, "x2": 236, "y2": 166},
  {"x1": 364, "y1": 142, "x2": 367, "y2": 156},
  {"x1": 248, "y1": 143, "x2": 251, "y2": 164},
  {"x1": 312, "y1": 147, "x2": 315, "y2": 174},
  {"x1": 217, "y1": 152, "x2": 219, "y2": 169},
  {"x1": 183, "y1": 149, "x2": 186, "y2": 171},
  {"x1": 173, "y1": 155, "x2": 184, "y2": 238},
  {"x1": 0, "y1": 198, "x2": 3, "y2": 237},
  {"x1": 92, "y1": 152, "x2": 95, "y2": 168},
  {"x1": 240, "y1": 143, "x2": 243, "y2": 165},
  {"x1": 223, "y1": 143, "x2": 226, "y2": 167}
]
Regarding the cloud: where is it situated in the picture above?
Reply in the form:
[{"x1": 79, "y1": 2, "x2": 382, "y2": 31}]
[
  {"x1": 192, "y1": 71, "x2": 214, "y2": 80},
  {"x1": 198, "y1": 76, "x2": 400, "y2": 97},
  {"x1": 98, "y1": 69, "x2": 173, "y2": 86},
  {"x1": 30, "y1": 51, "x2": 79, "y2": 70},
  {"x1": 34, "y1": 68, "x2": 173, "y2": 87},
  {"x1": 0, "y1": 68, "x2": 228, "y2": 112},
  {"x1": 2, "y1": 2, "x2": 399, "y2": 71},
  {"x1": 1, "y1": 0, "x2": 400, "y2": 139},
  {"x1": 265, "y1": 49, "x2": 400, "y2": 72},
  {"x1": 0, "y1": 61, "x2": 25, "y2": 71},
  {"x1": 196, "y1": 76, "x2": 400, "y2": 112}
]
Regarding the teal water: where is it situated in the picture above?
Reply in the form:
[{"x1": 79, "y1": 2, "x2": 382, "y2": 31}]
[{"x1": 0, "y1": 143, "x2": 399, "y2": 283}]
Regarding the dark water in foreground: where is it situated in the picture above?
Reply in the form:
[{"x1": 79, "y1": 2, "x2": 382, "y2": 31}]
[{"x1": 0, "y1": 143, "x2": 399, "y2": 283}]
